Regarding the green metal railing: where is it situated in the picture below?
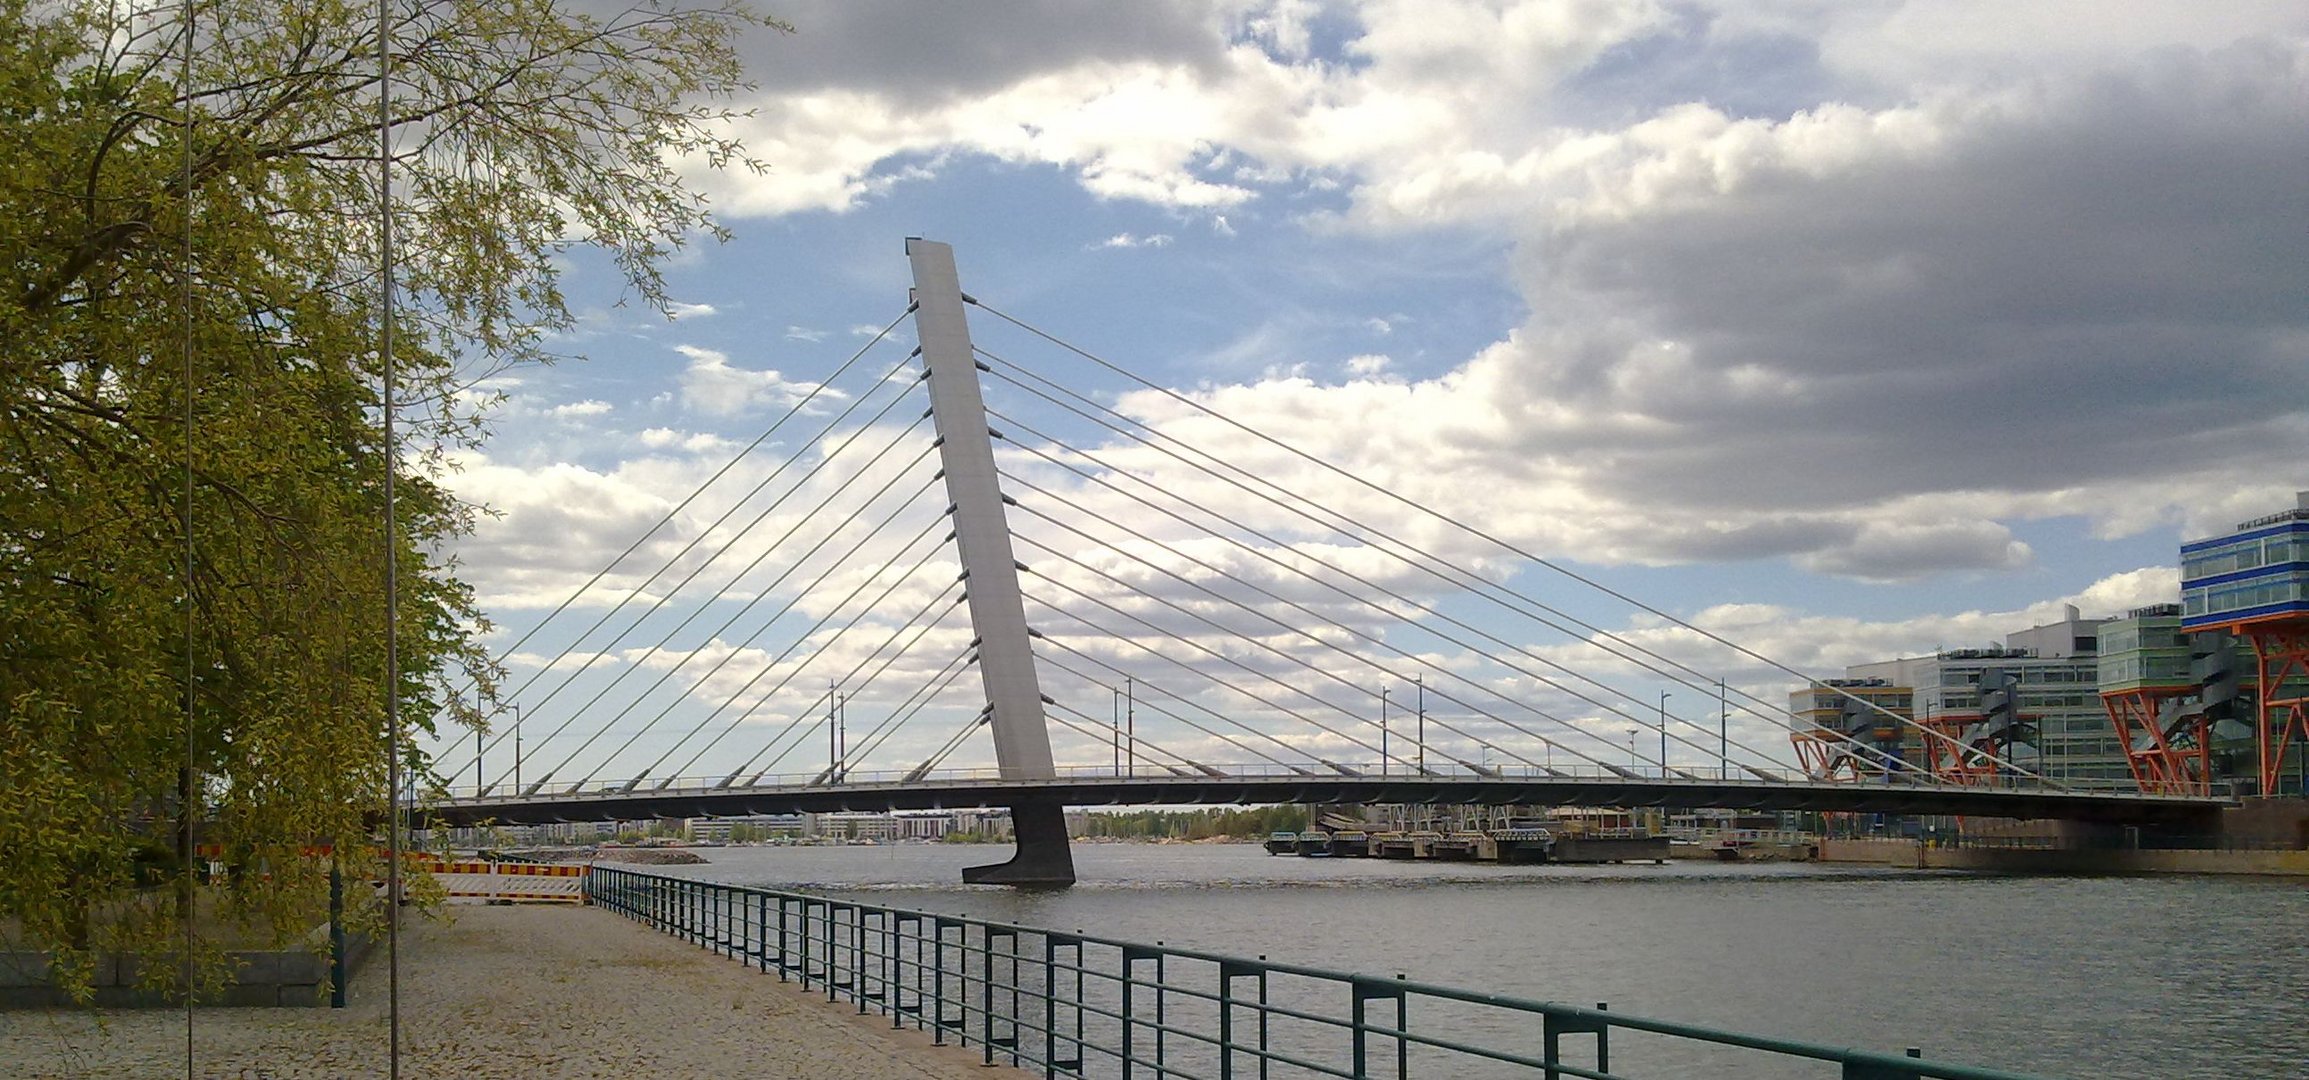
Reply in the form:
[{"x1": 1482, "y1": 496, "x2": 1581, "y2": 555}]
[{"x1": 585, "y1": 866, "x2": 2048, "y2": 1080}]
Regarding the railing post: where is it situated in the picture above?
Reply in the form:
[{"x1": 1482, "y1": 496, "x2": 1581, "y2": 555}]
[
  {"x1": 893, "y1": 913, "x2": 919, "y2": 1030},
  {"x1": 1597, "y1": 1002, "x2": 1611, "y2": 1075},
  {"x1": 1121, "y1": 945, "x2": 1158, "y2": 1079},
  {"x1": 1543, "y1": 1002, "x2": 1611, "y2": 1080},
  {"x1": 824, "y1": 901, "x2": 840, "y2": 1003},
  {"x1": 798, "y1": 900, "x2": 814, "y2": 990},
  {"x1": 855, "y1": 906, "x2": 870, "y2": 1013},
  {"x1": 757, "y1": 892, "x2": 770, "y2": 972},
  {"x1": 1219, "y1": 960, "x2": 1261, "y2": 1080},
  {"x1": 1255, "y1": 957, "x2": 1270, "y2": 1080},
  {"x1": 1843, "y1": 1047, "x2": 1927, "y2": 1080},
  {"x1": 979, "y1": 927, "x2": 995, "y2": 1066},
  {"x1": 774, "y1": 896, "x2": 790, "y2": 982},
  {"x1": 930, "y1": 918, "x2": 951, "y2": 1046}
]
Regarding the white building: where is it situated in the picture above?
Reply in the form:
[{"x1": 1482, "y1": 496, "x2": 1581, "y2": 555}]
[{"x1": 1844, "y1": 606, "x2": 2130, "y2": 788}]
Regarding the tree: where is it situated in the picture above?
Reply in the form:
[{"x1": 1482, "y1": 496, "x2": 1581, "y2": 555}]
[{"x1": 0, "y1": 0, "x2": 779, "y2": 997}]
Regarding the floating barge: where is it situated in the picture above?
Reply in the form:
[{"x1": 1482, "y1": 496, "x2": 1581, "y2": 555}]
[{"x1": 1266, "y1": 824, "x2": 1669, "y2": 864}]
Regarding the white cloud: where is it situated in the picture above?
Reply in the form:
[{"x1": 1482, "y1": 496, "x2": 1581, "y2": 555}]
[
  {"x1": 548, "y1": 399, "x2": 613, "y2": 419},
  {"x1": 668, "y1": 302, "x2": 718, "y2": 320},
  {"x1": 675, "y1": 344, "x2": 838, "y2": 417},
  {"x1": 962, "y1": 31, "x2": 2309, "y2": 576},
  {"x1": 784, "y1": 325, "x2": 829, "y2": 342},
  {"x1": 1344, "y1": 354, "x2": 1390, "y2": 377},
  {"x1": 1097, "y1": 232, "x2": 1175, "y2": 249}
]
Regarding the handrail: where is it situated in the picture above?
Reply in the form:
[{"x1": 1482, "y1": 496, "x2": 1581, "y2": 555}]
[
  {"x1": 426, "y1": 763, "x2": 2225, "y2": 806},
  {"x1": 584, "y1": 866, "x2": 2053, "y2": 1080}
]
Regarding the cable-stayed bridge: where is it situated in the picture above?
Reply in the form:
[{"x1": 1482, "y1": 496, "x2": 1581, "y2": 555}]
[{"x1": 425, "y1": 239, "x2": 2226, "y2": 884}]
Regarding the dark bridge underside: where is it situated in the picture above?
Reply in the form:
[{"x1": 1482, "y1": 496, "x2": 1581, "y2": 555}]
[{"x1": 421, "y1": 776, "x2": 2227, "y2": 830}]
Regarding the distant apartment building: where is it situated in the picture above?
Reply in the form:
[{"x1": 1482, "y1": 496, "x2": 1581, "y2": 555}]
[{"x1": 807, "y1": 812, "x2": 901, "y2": 841}]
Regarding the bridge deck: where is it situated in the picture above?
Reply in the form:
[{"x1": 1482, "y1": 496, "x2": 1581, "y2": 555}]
[{"x1": 422, "y1": 774, "x2": 2227, "y2": 828}]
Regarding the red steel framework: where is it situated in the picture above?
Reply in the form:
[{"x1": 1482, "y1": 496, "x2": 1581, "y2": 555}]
[
  {"x1": 1913, "y1": 710, "x2": 2008, "y2": 786},
  {"x1": 1790, "y1": 729, "x2": 1877, "y2": 782},
  {"x1": 2098, "y1": 687, "x2": 2212, "y2": 796},
  {"x1": 2233, "y1": 617, "x2": 2309, "y2": 796},
  {"x1": 1791, "y1": 711, "x2": 2035, "y2": 788}
]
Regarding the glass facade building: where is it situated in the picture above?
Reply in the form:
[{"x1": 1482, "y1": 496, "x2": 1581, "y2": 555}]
[
  {"x1": 2180, "y1": 495, "x2": 2309, "y2": 630},
  {"x1": 1840, "y1": 610, "x2": 2133, "y2": 789}
]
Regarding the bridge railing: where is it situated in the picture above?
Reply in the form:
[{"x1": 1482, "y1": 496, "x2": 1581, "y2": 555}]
[
  {"x1": 585, "y1": 866, "x2": 2048, "y2": 1080},
  {"x1": 440, "y1": 760, "x2": 2153, "y2": 803}
]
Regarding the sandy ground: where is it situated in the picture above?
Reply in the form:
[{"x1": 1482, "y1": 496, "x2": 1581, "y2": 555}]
[{"x1": 0, "y1": 904, "x2": 1015, "y2": 1079}]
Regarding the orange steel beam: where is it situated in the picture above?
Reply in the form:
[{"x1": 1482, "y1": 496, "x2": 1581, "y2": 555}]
[
  {"x1": 2099, "y1": 687, "x2": 2206, "y2": 796},
  {"x1": 2240, "y1": 622, "x2": 2309, "y2": 796},
  {"x1": 1791, "y1": 731, "x2": 1860, "y2": 782},
  {"x1": 1915, "y1": 711, "x2": 2019, "y2": 787}
]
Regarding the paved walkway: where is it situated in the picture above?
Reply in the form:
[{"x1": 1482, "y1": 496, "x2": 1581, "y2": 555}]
[{"x1": 0, "y1": 904, "x2": 1011, "y2": 1079}]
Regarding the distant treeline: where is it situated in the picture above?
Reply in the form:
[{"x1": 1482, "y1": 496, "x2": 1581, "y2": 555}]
[{"x1": 1083, "y1": 806, "x2": 1313, "y2": 840}]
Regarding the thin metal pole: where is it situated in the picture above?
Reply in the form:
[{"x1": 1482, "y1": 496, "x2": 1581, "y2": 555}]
[
  {"x1": 513, "y1": 703, "x2": 522, "y2": 792},
  {"x1": 1125, "y1": 677, "x2": 1134, "y2": 778},
  {"x1": 1379, "y1": 685, "x2": 1389, "y2": 776},
  {"x1": 1658, "y1": 691, "x2": 1670, "y2": 778},
  {"x1": 177, "y1": 0, "x2": 197, "y2": 1061},
  {"x1": 1415, "y1": 676, "x2": 1425, "y2": 773},
  {"x1": 1113, "y1": 685, "x2": 1121, "y2": 777},
  {"x1": 1719, "y1": 678, "x2": 1728, "y2": 779},
  {"x1": 377, "y1": 0, "x2": 402, "y2": 1068}
]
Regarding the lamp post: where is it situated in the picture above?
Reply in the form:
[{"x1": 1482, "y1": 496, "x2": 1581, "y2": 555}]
[
  {"x1": 1627, "y1": 728, "x2": 1638, "y2": 771},
  {"x1": 1659, "y1": 691, "x2": 1671, "y2": 780},
  {"x1": 1380, "y1": 685, "x2": 1390, "y2": 776},
  {"x1": 512, "y1": 703, "x2": 522, "y2": 793},
  {"x1": 1718, "y1": 678, "x2": 1727, "y2": 780},
  {"x1": 1415, "y1": 675, "x2": 1425, "y2": 774}
]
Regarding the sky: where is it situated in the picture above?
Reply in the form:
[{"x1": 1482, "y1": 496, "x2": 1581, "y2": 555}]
[{"x1": 430, "y1": 1, "x2": 2309, "y2": 791}]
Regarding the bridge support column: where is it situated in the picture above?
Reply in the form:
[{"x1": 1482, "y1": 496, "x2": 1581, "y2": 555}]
[
  {"x1": 962, "y1": 802, "x2": 1075, "y2": 886},
  {"x1": 909, "y1": 238, "x2": 1074, "y2": 887}
]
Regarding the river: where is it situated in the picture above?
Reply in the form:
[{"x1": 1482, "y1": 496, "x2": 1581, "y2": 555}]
[{"x1": 643, "y1": 843, "x2": 2305, "y2": 1079}]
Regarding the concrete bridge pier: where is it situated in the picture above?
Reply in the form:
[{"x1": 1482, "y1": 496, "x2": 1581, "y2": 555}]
[{"x1": 962, "y1": 802, "x2": 1076, "y2": 886}]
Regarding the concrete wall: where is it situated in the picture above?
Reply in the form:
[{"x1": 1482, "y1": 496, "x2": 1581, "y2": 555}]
[
  {"x1": 1817, "y1": 836, "x2": 2309, "y2": 876},
  {"x1": 0, "y1": 923, "x2": 374, "y2": 1009}
]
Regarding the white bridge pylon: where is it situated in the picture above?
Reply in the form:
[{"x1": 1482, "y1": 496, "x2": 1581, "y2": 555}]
[{"x1": 908, "y1": 238, "x2": 1072, "y2": 884}]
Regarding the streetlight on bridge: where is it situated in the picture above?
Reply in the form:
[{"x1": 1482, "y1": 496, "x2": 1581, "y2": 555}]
[{"x1": 1659, "y1": 691, "x2": 1671, "y2": 780}]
